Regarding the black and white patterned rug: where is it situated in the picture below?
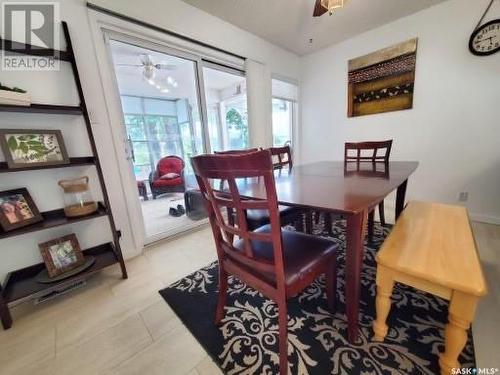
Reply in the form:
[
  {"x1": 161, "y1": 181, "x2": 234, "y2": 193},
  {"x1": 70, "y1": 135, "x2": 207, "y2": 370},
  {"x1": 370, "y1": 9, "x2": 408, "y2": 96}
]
[{"x1": 159, "y1": 220, "x2": 476, "y2": 374}]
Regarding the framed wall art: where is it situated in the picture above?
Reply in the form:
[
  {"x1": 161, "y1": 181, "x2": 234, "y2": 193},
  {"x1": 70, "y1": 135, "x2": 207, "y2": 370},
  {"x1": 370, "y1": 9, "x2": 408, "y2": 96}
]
[
  {"x1": 348, "y1": 38, "x2": 418, "y2": 117},
  {"x1": 0, "y1": 129, "x2": 70, "y2": 169}
]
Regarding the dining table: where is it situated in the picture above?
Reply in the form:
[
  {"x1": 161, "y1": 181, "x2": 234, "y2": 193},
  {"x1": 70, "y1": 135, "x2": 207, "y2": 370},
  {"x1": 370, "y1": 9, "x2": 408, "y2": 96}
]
[{"x1": 233, "y1": 160, "x2": 419, "y2": 343}]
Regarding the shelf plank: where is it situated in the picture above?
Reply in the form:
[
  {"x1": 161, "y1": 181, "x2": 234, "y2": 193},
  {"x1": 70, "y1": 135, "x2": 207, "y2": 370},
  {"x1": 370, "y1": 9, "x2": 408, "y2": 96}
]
[
  {"x1": 0, "y1": 103, "x2": 82, "y2": 115},
  {"x1": 2, "y1": 243, "x2": 118, "y2": 305},
  {"x1": 0, "y1": 203, "x2": 108, "y2": 240},
  {"x1": 0, "y1": 157, "x2": 95, "y2": 173},
  {"x1": 0, "y1": 38, "x2": 71, "y2": 61}
]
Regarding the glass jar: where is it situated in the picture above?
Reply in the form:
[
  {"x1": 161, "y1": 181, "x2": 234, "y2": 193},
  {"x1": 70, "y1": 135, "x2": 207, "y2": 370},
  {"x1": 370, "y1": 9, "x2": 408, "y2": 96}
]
[{"x1": 58, "y1": 176, "x2": 98, "y2": 217}]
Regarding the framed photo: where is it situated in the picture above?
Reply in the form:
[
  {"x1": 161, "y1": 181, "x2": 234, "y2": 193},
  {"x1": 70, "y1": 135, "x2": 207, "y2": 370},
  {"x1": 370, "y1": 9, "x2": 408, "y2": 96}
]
[
  {"x1": 39, "y1": 234, "x2": 85, "y2": 278},
  {"x1": 0, "y1": 129, "x2": 69, "y2": 169},
  {"x1": 0, "y1": 188, "x2": 43, "y2": 232}
]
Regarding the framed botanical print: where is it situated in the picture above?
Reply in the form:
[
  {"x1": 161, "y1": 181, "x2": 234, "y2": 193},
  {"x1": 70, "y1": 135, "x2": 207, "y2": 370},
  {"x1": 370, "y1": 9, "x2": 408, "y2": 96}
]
[
  {"x1": 39, "y1": 234, "x2": 85, "y2": 278},
  {"x1": 0, "y1": 129, "x2": 70, "y2": 169},
  {"x1": 0, "y1": 188, "x2": 43, "y2": 232}
]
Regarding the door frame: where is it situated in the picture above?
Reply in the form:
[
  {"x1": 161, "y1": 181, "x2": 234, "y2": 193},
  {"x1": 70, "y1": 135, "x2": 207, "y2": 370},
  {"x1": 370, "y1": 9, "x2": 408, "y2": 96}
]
[{"x1": 87, "y1": 11, "x2": 245, "y2": 249}]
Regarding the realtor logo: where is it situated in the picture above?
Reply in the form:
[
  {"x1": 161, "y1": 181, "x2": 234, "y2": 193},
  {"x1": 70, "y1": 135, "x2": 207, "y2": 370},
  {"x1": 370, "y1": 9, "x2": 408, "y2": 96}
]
[{"x1": 1, "y1": 2, "x2": 60, "y2": 70}]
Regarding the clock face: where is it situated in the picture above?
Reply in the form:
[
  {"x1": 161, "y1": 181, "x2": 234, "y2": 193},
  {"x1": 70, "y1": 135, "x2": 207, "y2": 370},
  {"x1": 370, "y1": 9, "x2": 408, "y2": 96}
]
[{"x1": 469, "y1": 19, "x2": 500, "y2": 56}]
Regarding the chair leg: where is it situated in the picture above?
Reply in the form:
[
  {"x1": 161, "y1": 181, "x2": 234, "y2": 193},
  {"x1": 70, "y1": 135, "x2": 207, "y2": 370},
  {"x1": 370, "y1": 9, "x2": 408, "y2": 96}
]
[
  {"x1": 305, "y1": 211, "x2": 313, "y2": 234},
  {"x1": 215, "y1": 268, "x2": 228, "y2": 325},
  {"x1": 325, "y1": 213, "x2": 333, "y2": 236},
  {"x1": 378, "y1": 201, "x2": 386, "y2": 226},
  {"x1": 314, "y1": 211, "x2": 321, "y2": 225},
  {"x1": 326, "y1": 256, "x2": 337, "y2": 312},
  {"x1": 277, "y1": 297, "x2": 289, "y2": 375},
  {"x1": 368, "y1": 210, "x2": 375, "y2": 243}
]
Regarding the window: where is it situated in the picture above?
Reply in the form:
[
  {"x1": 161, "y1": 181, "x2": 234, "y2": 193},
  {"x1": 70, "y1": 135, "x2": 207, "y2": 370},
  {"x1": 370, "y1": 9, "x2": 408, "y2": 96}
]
[
  {"x1": 272, "y1": 79, "x2": 298, "y2": 147},
  {"x1": 122, "y1": 96, "x2": 185, "y2": 180},
  {"x1": 203, "y1": 66, "x2": 249, "y2": 152}
]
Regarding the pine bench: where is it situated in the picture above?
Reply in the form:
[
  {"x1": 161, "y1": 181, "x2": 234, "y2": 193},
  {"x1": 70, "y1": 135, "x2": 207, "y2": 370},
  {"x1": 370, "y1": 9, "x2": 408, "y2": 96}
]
[{"x1": 372, "y1": 201, "x2": 487, "y2": 375}]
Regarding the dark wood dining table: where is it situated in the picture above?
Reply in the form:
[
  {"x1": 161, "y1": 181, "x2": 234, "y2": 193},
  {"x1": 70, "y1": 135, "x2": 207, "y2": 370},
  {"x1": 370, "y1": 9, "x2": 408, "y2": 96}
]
[{"x1": 233, "y1": 160, "x2": 419, "y2": 343}]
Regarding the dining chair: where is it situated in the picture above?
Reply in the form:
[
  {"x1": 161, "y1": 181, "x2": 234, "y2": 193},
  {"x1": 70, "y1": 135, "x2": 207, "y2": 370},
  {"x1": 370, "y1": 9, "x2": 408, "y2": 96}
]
[
  {"x1": 191, "y1": 150, "x2": 338, "y2": 375},
  {"x1": 321, "y1": 140, "x2": 393, "y2": 239},
  {"x1": 345, "y1": 140, "x2": 393, "y2": 241},
  {"x1": 269, "y1": 145, "x2": 293, "y2": 169},
  {"x1": 216, "y1": 147, "x2": 306, "y2": 232}
]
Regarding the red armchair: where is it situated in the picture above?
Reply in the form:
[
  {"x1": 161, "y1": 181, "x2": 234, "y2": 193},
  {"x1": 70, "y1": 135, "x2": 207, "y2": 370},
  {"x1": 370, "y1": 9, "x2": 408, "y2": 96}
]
[{"x1": 149, "y1": 156, "x2": 186, "y2": 199}]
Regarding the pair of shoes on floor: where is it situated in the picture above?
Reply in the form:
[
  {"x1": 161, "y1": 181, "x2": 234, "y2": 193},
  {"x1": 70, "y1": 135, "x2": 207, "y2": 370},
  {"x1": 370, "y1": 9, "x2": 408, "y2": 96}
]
[{"x1": 169, "y1": 204, "x2": 186, "y2": 217}]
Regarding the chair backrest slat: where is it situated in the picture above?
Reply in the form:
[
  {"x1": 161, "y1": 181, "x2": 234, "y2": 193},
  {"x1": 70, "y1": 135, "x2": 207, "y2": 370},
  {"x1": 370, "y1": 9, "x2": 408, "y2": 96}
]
[
  {"x1": 191, "y1": 150, "x2": 286, "y2": 280},
  {"x1": 345, "y1": 140, "x2": 393, "y2": 164}
]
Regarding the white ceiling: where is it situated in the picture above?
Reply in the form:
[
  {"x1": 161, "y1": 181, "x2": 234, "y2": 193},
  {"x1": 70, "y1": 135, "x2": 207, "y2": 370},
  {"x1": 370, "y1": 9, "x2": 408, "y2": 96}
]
[
  {"x1": 181, "y1": 0, "x2": 448, "y2": 55},
  {"x1": 109, "y1": 40, "x2": 243, "y2": 102}
]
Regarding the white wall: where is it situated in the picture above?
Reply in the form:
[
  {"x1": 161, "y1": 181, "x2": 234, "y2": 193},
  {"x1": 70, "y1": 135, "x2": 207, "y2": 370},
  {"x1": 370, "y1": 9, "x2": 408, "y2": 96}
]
[
  {"x1": 300, "y1": 0, "x2": 500, "y2": 223},
  {"x1": 0, "y1": 0, "x2": 300, "y2": 281}
]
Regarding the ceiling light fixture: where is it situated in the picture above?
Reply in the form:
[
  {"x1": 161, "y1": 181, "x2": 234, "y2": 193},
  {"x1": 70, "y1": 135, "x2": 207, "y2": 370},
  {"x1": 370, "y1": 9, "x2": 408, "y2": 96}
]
[{"x1": 320, "y1": 0, "x2": 350, "y2": 15}]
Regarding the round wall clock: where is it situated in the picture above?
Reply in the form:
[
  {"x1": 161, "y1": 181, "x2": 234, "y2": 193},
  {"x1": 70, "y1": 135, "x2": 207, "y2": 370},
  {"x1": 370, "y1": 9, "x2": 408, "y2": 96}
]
[{"x1": 469, "y1": 19, "x2": 500, "y2": 56}]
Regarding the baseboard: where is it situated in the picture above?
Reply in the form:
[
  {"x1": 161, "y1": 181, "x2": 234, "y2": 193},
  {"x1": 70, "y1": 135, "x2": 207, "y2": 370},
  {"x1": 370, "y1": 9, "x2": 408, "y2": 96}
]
[{"x1": 469, "y1": 213, "x2": 500, "y2": 225}]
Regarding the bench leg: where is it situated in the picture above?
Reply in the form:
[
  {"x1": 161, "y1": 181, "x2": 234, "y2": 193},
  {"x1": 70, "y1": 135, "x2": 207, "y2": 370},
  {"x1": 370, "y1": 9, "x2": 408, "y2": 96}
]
[
  {"x1": 439, "y1": 292, "x2": 478, "y2": 375},
  {"x1": 373, "y1": 266, "x2": 394, "y2": 341}
]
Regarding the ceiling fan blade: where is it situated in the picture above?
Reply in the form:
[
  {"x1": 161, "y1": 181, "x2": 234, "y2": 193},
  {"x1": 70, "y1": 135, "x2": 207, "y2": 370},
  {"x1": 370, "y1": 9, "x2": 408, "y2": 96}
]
[
  {"x1": 116, "y1": 63, "x2": 142, "y2": 67},
  {"x1": 313, "y1": 0, "x2": 328, "y2": 17},
  {"x1": 154, "y1": 64, "x2": 177, "y2": 70}
]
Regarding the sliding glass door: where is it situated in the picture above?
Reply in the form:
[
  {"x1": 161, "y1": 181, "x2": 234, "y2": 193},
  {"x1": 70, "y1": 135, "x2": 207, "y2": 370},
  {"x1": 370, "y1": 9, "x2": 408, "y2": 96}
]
[
  {"x1": 202, "y1": 65, "x2": 249, "y2": 152},
  {"x1": 108, "y1": 37, "x2": 238, "y2": 243}
]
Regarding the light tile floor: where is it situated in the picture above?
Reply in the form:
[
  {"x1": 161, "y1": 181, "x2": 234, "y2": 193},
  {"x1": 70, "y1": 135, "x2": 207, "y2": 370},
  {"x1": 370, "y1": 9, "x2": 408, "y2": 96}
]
[{"x1": 1, "y1": 222, "x2": 498, "y2": 374}]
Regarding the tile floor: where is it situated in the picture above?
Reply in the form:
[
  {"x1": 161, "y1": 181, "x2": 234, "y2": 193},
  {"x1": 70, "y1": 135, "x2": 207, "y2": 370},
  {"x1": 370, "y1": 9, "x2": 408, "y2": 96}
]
[
  {"x1": 1, "y1": 221, "x2": 498, "y2": 374},
  {"x1": 140, "y1": 194, "x2": 207, "y2": 242}
]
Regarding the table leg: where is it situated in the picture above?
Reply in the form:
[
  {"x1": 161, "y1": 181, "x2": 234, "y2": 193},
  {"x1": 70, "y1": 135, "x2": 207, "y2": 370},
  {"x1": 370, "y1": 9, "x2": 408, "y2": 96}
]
[
  {"x1": 345, "y1": 210, "x2": 367, "y2": 343},
  {"x1": 439, "y1": 292, "x2": 478, "y2": 375},
  {"x1": 372, "y1": 265, "x2": 394, "y2": 341},
  {"x1": 395, "y1": 179, "x2": 408, "y2": 220}
]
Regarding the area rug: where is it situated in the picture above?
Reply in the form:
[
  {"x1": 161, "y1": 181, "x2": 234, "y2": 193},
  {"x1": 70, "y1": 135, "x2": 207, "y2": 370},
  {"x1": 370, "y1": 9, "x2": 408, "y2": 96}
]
[{"x1": 159, "y1": 220, "x2": 476, "y2": 374}]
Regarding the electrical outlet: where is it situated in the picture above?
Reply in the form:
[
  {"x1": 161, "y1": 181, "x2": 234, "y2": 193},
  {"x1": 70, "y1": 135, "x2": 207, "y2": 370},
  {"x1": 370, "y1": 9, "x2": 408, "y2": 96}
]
[{"x1": 458, "y1": 192, "x2": 468, "y2": 202}]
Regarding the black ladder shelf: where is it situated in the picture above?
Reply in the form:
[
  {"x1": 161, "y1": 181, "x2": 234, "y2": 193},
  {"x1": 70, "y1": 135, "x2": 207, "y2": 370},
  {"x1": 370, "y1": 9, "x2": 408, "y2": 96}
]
[{"x1": 0, "y1": 22, "x2": 128, "y2": 330}]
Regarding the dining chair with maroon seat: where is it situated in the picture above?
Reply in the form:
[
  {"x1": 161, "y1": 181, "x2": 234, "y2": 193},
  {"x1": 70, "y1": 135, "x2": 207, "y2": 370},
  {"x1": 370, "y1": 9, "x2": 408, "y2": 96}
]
[
  {"x1": 215, "y1": 147, "x2": 306, "y2": 232},
  {"x1": 345, "y1": 140, "x2": 393, "y2": 241},
  {"x1": 191, "y1": 150, "x2": 338, "y2": 375},
  {"x1": 149, "y1": 155, "x2": 186, "y2": 199}
]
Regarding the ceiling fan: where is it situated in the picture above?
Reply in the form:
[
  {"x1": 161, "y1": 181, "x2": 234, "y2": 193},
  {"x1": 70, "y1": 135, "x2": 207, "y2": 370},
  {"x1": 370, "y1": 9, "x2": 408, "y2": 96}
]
[
  {"x1": 116, "y1": 54, "x2": 176, "y2": 80},
  {"x1": 116, "y1": 54, "x2": 178, "y2": 92},
  {"x1": 313, "y1": 0, "x2": 350, "y2": 17}
]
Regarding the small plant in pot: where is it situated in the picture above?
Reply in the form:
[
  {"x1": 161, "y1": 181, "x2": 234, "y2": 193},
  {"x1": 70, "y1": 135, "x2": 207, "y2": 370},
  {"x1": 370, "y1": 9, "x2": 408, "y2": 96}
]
[{"x1": 0, "y1": 83, "x2": 30, "y2": 106}]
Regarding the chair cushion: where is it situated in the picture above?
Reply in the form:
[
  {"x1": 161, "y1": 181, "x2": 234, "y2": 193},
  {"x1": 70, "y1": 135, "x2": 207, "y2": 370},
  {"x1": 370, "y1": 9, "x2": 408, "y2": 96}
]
[
  {"x1": 160, "y1": 172, "x2": 181, "y2": 180},
  {"x1": 157, "y1": 157, "x2": 184, "y2": 177},
  {"x1": 152, "y1": 176, "x2": 183, "y2": 187},
  {"x1": 245, "y1": 205, "x2": 299, "y2": 229},
  {"x1": 234, "y1": 225, "x2": 337, "y2": 287}
]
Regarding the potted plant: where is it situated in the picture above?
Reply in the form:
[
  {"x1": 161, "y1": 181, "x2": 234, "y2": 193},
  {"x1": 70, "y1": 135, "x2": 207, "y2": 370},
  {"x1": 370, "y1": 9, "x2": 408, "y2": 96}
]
[{"x1": 0, "y1": 83, "x2": 30, "y2": 106}]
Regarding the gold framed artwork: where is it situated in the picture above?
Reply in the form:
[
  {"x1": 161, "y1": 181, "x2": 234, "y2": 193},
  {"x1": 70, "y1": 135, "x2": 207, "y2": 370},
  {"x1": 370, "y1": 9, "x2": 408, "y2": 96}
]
[
  {"x1": 348, "y1": 38, "x2": 418, "y2": 117},
  {"x1": 0, "y1": 129, "x2": 70, "y2": 169}
]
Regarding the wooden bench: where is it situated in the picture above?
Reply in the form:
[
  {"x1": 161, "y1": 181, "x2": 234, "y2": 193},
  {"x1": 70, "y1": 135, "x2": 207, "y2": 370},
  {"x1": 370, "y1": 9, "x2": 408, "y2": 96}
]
[{"x1": 372, "y1": 201, "x2": 487, "y2": 375}]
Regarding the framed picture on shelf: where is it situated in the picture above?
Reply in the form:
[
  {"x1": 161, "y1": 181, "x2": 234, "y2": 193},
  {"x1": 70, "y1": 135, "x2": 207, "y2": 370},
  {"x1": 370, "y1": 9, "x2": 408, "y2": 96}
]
[
  {"x1": 39, "y1": 234, "x2": 85, "y2": 278},
  {"x1": 0, "y1": 188, "x2": 43, "y2": 232},
  {"x1": 0, "y1": 129, "x2": 70, "y2": 169}
]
